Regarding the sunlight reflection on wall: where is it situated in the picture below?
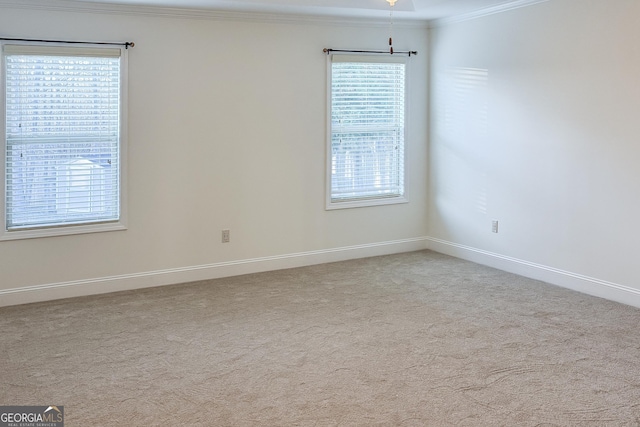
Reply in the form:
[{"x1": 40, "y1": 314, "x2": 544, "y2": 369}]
[{"x1": 433, "y1": 66, "x2": 490, "y2": 230}]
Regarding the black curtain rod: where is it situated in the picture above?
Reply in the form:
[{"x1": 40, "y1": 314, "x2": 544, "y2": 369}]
[
  {"x1": 324, "y1": 48, "x2": 417, "y2": 56},
  {"x1": 0, "y1": 37, "x2": 135, "y2": 48}
]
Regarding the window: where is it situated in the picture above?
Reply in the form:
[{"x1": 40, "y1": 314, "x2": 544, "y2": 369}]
[
  {"x1": 1, "y1": 43, "x2": 127, "y2": 240},
  {"x1": 327, "y1": 54, "x2": 407, "y2": 209}
]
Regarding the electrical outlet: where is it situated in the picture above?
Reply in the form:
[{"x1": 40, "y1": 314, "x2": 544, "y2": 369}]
[
  {"x1": 222, "y1": 229, "x2": 230, "y2": 243},
  {"x1": 492, "y1": 220, "x2": 499, "y2": 233}
]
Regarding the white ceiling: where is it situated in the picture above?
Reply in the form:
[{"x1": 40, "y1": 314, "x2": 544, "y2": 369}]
[{"x1": 68, "y1": 0, "x2": 522, "y2": 21}]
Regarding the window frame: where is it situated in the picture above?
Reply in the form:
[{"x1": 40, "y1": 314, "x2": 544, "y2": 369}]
[
  {"x1": 0, "y1": 41, "x2": 128, "y2": 241},
  {"x1": 326, "y1": 52, "x2": 409, "y2": 210}
]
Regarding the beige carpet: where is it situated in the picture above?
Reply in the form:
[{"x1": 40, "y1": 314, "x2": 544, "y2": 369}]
[{"x1": 2, "y1": 250, "x2": 640, "y2": 426}]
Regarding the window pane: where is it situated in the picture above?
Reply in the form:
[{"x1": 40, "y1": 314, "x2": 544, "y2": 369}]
[
  {"x1": 330, "y1": 60, "x2": 405, "y2": 204},
  {"x1": 4, "y1": 52, "x2": 121, "y2": 230}
]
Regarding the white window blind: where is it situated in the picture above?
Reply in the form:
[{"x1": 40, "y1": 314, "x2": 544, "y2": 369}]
[
  {"x1": 328, "y1": 55, "x2": 406, "y2": 208},
  {"x1": 3, "y1": 43, "x2": 122, "y2": 232}
]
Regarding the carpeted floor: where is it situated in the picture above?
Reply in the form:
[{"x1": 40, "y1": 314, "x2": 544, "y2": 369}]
[{"x1": 2, "y1": 250, "x2": 640, "y2": 426}]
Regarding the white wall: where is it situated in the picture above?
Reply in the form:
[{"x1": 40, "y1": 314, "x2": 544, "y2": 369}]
[
  {"x1": 0, "y1": 1, "x2": 429, "y2": 305},
  {"x1": 428, "y1": 0, "x2": 640, "y2": 306}
]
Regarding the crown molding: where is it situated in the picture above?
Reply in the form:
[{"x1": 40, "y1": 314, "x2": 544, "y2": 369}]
[
  {"x1": 0, "y1": 0, "x2": 429, "y2": 28},
  {"x1": 432, "y1": 0, "x2": 550, "y2": 27}
]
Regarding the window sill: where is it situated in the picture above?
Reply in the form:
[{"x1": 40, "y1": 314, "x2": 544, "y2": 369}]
[
  {"x1": 326, "y1": 195, "x2": 408, "y2": 210},
  {"x1": 0, "y1": 221, "x2": 127, "y2": 241}
]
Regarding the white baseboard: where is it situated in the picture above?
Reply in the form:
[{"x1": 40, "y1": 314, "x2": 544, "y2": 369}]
[
  {"x1": 426, "y1": 237, "x2": 640, "y2": 309},
  {"x1": 0, "y1": 237, "x2": 429, "y2": 307},
  {"x1": 9, "y1": 236, "x2": 636, "y2": 310}
]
